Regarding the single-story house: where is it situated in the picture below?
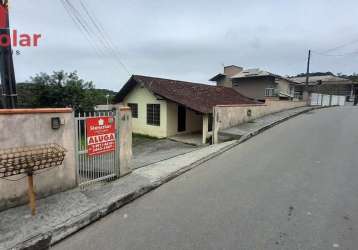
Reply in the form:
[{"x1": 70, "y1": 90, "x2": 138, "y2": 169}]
[
  {"x1": 210, "y1": 65, "x2": 298, "y2": 101},
  {"x1": 291, "y1": 74, "x2": 357, "y2": 101},
  {"x1": 113, "y1": 75, "x2": 258, "y2": 144}
]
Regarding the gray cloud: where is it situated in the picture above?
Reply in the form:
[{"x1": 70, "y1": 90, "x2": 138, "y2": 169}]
[{"x1": 9, "y1": 0, "x2": 358, "y2": 91}]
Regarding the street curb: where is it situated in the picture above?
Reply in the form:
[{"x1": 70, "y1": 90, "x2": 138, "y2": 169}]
[
  {"x1": 10, "y1": 106, "x2": 322, "y2": 250},
  {"x1": 10, "y1": 141, "x2": 239, "y2": 250}
]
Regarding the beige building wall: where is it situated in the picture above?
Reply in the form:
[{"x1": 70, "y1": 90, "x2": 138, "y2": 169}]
[
  {"x1": 224, "y1": 65, "x2": 243, "y2": 77},
  {"x1": 166, "y1": 101, "x2": 178, "y2": 137},
  {"x1": 185, "y1": 108, "x2": 202, "y2": 133},
  {"x1": 276, "y1": 78, "x2": 294, "y2": 96},
  {"x1": 216, "y1": 76, "x2": 233, "y2": 88},
  {"x1": 167, "y1": 102, "x2": 202, "y2": 136},
  {"x1": 232, "y1": 78, "x2": 276, "y2": 100},
  {"x1": 123, "y1": 85, "x2": 168, "y2": 138},
  {"x1": 0, "y1": 109, "x2": 77, "y2": 211}
]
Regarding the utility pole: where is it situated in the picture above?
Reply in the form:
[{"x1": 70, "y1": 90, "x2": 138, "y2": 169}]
[
  {"x1": 305, "y1": 49, "x2": 311, "y2": 86},
  {"x1": 0, "y1": 0, "x2": 17, "y2": 109},
  {"x1": 106, "y1": 94, "x2": 110, "y2": 105},
  {"x1": 303, "y1": 49, "x2": 311, "y2": 104}
]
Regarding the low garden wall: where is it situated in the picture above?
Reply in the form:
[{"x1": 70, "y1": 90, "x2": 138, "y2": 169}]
[
  {"x1": 0, "y1": 108, "x2": 77, "y2": 211},
  {"x1": 213, "y1": 100, "x2": 307, "y2": 143}
]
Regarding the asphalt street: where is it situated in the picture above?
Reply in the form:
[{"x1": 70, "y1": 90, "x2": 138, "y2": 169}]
[{"x1": 53, "y1": 106, "x2": 358, "y2": 250}]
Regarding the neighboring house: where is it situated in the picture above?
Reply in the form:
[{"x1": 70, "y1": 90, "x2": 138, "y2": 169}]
[
  {"x1": 291, "y1": 74, "x2": 357, "y2": 101},
  {"x1": 210, "y1": 65, "x2": 297, "y2": 101},
  {"x1": 113, "y1": 75, "x2": 257, "y2": 144}
]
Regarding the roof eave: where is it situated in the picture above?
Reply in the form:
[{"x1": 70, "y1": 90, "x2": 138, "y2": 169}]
[
  {"x1": 113, "y1": 75, "x2": 137, "y2": 103},
  {"x1": 209, "y1": 73, "x2": 226, "y2": 81}
]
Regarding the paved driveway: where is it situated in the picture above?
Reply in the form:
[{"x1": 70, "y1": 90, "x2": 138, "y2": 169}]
[
  {"x1": 54, "y1": 106, "x2": 358, "y2": 250},
  {"x1": 132, "y1": 137, "x2": 199, "y2": 169}
]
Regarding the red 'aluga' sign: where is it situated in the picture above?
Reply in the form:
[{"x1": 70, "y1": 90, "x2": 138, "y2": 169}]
[{"x1": 86, "y1": 116, "x2": 116, "y2": 156}]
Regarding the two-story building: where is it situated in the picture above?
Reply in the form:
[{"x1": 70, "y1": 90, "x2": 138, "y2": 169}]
[{"x1": 210, "y1": 65, "x2": 297, "y2": 101}]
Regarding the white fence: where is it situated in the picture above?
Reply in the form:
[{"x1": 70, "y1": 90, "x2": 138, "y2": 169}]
[{"x1": 310, "y1": 93, "x2": 346, "y2": 106}]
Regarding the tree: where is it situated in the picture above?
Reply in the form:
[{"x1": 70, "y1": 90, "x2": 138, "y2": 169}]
[
  {"x1": 294, "y1": 72, "x2": 335, "y2": 77},
  {"x1": 17, "y1": 71, "x2": 115, "y2": 111}
]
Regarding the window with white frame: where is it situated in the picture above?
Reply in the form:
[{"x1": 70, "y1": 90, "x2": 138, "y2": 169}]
[
  {"x1": 265, "y1": 88, "x2": 275, "y2": 97},
  {"x1": 147, "y1": 104, "x2": 160, "y2": 126}
]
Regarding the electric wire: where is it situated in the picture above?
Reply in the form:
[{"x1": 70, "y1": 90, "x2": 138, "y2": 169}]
[
  {"x1": 60, "y1": 0, "x2": 106, "y2": 58},
  {"x1": 78, "y1": 0, "x2": 131, "y2": 75},
  {"x1": 60, "y1": 0, "x2": 131, "y2": 75}
]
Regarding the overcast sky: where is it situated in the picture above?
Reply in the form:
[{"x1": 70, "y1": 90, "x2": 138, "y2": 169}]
[{"x1": 10, "y1": 0, "x2": 358, "y2": 91}]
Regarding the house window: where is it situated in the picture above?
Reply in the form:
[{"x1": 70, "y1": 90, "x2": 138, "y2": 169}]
[
  {"x1": 265, "y1": 88, "x2": 275, "y2": 97},
  {"x1": 128, "y1": 103, "x2": 138, "y2": 118},
  {"x1": 147, "y1": 104, "x2": 160, "y2": 126}
]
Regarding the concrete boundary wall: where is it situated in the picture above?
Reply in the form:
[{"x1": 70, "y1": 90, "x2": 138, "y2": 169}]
[
  {"x1": 0, "y1": 108, "x2": 77, "y2": 211},
  {"x1": 213, "y1": 100, "x2": 307, "y2": 143},
  {"x1": 310, "y1": 93, "x2": 346, "y2": 106}
]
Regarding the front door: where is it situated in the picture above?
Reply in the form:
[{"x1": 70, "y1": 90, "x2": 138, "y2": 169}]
[{"x1": 178, "y1": 105, "x2": 186, "y2": 132}]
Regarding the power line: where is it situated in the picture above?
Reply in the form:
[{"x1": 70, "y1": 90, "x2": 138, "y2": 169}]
[
  {"x1": 69, "y1": 0, "x2": 131, "y2": 75},
  {"x1": 311, "y1": 49, "x2": 358, "y2": 57},
  {"x1": 64, "y1": 0, "x2": 111, "y2": 55},
  {"x1": 78, "y1": 0, "x2": 131, "y2": 75},
  {"x1": 61, "y1": 0, "x2": 107, "y2": 56},
  {"x1": 321, "y1": 38, "x2": 358, "y2": 53},
  {"x1": 60, "y1": 0, "x2": 131, "y2": 76},
  {"x1": 60, "y1": 0, "x2": 107, "y2": 57}
]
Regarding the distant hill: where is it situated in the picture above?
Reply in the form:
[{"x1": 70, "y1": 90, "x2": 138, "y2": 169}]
[{"x1": 294, "y1": 72, "x2": 335, "y2": 77}]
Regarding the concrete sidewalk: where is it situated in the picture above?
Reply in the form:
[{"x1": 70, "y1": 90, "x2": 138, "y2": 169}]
[
  {"x1": 0, "y1": 141, "x2": 238, "y2": 250},
  {"x1": 0, "y1": 106, "x2": 317, "y2": 250},
  {"x1": 218, "y1": 106, "x2": 314, "y2": 142}
]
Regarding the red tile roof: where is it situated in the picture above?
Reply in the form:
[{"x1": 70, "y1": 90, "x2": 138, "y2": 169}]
[{"x1": 114, "y1": 75, "x2": 258, "y2": 114}]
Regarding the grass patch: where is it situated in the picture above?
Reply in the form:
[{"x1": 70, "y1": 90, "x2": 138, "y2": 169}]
[{"x1": 132, "y1": 133, "x2": 160, "y2": 140}]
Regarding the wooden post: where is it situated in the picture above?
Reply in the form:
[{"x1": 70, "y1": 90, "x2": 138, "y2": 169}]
[{"x1": 27, "y1": 172, "x2": 36, "y2": 216}]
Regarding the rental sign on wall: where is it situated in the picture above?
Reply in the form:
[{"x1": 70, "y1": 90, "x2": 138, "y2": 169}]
[{"x1": 86, "y1": 117, "x2": 116, "y2": 156}]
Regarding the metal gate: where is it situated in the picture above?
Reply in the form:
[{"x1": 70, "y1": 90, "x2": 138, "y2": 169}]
[{"x1": 75, "y1": 110, "x2": 120, "y2": 187}]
